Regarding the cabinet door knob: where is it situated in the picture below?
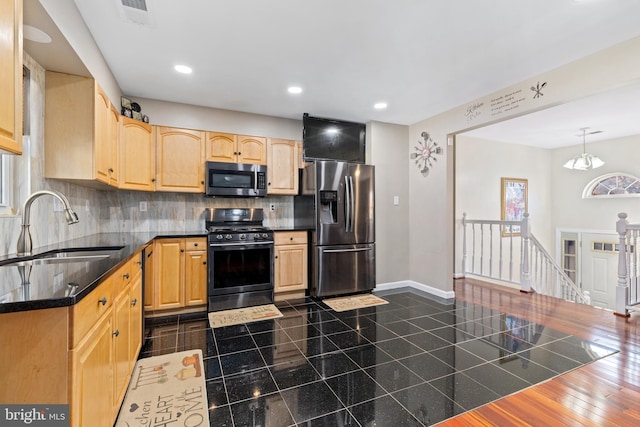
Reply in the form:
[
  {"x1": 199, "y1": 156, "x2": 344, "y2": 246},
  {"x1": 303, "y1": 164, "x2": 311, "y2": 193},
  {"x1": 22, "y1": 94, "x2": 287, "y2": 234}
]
[
  {"x1": 108, "y1": 167, "x2": 114, "y2": 173},
  {"x1": 113, "y1": 329, "x2": 120, "y2": 337},
  {"x1": 151, "y1": 178, "x2": 156, "y2": 182},
  {"x1": 194, "y1": 243, "x2": 198, "y2": 247},
  {"x1": 275, "y1": 255, "x2": 278, "y2": 259},
  {"x1": 180, "y1": 249, "x2": 185, "y2": 253},
  {"x1": 290, "y1": 237, "x2": 293, "y2": 241},
  {"x1": 99, "y1": 297, "x2": 107, "y2": 305},
  {"x1": 203, "y1": 261, "x2": 207, "y2": 265},
  {"x1": 124, "y1": 273, "x2": 130, "y2": 279},
  {"x1": 131, "y1": 298, "x2": 138, "y2": 306}
]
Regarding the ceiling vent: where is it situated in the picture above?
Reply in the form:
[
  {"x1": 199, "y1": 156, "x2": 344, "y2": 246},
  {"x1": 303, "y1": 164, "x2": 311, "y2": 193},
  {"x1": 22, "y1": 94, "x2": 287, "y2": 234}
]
[
  {"x1": 121, "y1": 0, "x2": 147, "y2": 11},
  {"x1": 117, "y1": 0, "x2": 153, "y2": 25}
]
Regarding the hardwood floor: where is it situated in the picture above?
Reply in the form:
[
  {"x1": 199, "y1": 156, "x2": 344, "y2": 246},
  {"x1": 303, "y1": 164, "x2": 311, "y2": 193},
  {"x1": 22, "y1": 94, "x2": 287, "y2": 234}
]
[{"x1": 441, "y1": 278, "x2": 640, "y2": 426}]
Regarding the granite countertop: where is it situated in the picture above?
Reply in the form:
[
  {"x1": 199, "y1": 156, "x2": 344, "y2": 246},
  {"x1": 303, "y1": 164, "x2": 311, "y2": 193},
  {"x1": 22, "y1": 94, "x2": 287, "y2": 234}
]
[{"x1": 0, "y1": 231, "x2": 206, "y2": 314}]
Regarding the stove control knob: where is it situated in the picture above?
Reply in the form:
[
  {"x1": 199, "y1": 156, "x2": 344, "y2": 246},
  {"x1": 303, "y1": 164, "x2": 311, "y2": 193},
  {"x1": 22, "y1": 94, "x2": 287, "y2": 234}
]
[
  {"x1": 216, "y1": 234, "x2": 223, "y2": 240},
  {"x1": 240, "y1": 234, "x2": 247, "y2": 240},
  {"x1": 254, "y1": 234, "x2": 261, "y2": 241},
  {"x1": 262, "y1": 233, "x2": 269, "y2": 239},
  {"x1": 225, "y1": 234, "x2": 232, "y2": 240}
]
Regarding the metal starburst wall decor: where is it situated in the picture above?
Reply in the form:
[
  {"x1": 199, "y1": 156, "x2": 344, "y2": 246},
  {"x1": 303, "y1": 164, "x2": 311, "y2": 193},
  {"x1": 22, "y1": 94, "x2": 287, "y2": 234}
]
[{"x1": 410, "y1": 131, "x2": 443, "y2": 177}]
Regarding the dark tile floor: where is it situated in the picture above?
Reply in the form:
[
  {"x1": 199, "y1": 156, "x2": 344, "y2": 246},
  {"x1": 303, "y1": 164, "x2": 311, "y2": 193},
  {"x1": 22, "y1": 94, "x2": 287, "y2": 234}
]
[{"x1": 139, "y1": 289, "x2": 618, "y2": 426}]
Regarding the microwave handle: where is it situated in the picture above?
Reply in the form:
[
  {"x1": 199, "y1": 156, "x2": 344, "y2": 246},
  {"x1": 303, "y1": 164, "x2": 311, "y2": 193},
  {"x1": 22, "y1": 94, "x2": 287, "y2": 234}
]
[{"x1": 254, "y1": 169, "x2": 258, "y2": 194}]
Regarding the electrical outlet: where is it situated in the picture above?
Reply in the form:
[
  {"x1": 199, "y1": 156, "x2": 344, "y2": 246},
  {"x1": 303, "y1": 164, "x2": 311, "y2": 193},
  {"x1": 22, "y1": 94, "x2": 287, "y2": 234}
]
[
  {"x1": 270, "y1": 204, "x2": 276, "y2": 212},
  {"x1": 139, "y1": 201, "x2": 148, "y2": 212},
  {"x1": 53, "y1": 198, "x2": 64, "y2": 212}
]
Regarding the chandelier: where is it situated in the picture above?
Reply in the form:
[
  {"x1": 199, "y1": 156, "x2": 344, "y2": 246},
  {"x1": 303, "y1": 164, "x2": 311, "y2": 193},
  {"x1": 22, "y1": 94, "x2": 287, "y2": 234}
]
[{"x1": 563, "y1": 128, "x2": 604, "y2": 171}]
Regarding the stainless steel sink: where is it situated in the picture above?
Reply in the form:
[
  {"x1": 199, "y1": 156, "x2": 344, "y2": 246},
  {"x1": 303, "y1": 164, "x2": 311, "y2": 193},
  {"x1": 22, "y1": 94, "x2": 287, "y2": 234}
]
[{"x1": 0, "y1": 246, "x2": 125, "y2": 267}]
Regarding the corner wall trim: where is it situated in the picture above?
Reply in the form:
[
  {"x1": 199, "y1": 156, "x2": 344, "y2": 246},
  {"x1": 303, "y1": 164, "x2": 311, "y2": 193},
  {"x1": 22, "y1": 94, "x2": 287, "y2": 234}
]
[{"x1": 375, "y1": 280, "x2": 455, "y2": 300}]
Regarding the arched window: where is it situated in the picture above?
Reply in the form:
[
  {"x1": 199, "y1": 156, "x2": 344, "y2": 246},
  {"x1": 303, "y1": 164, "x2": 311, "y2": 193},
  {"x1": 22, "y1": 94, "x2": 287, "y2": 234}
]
[{"x1": 582, "y1": 173, "x2": 640, "y2": 198}]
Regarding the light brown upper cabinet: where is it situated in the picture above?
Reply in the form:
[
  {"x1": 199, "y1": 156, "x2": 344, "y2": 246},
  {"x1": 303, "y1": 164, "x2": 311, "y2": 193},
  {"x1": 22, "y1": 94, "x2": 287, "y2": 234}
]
[
  {"x1": 205, "y1": 132, "x2": 267, "y2": 165},
  {"x1": 267, "y1": 138, "x2": 299, "y2": 195},
  {"x1": 155, "y1": 126, "x2": 205, "y2": 193},
  {"x1": 45, "y1": 72, "x2": 119, "y2": 188},
  {"x1": 119, "y1": 117, "x2": 155, "y2": 191},
  {"x1": 107, "y1": 104, "x2": 120, "y2": 186},
  {"x1": 0, "y1": 0, "x2": 22, "y2": 155}
]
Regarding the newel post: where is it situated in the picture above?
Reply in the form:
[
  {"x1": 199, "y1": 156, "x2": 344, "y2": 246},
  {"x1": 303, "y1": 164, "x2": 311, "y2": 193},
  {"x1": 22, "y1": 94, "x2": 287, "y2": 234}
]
[
  {"x1": 520, "y1": 213, "x2": 531, "y2": 293},
  {"x1": 615, "y1": 212, "x2": 630, "y2": 317},
  {"x1": 462, "y1": 213, "x2": 467, "y2": 277}
]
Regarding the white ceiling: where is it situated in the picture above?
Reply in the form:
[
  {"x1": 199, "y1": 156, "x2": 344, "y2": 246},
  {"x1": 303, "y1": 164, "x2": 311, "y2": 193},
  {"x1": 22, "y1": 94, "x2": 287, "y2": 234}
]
[{"x1": 24, "y1": 0, "x2": 640, "y2": 146}]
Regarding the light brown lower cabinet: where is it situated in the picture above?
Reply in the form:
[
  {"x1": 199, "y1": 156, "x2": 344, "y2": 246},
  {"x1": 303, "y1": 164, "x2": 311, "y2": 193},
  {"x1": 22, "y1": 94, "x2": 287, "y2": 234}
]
[
  {"x1": 0, "y1": 251, "x2": 144, "y2": 427},
  {"x1": 274, "y1": 231, "x2": 308, "y2": 301},
  {"x1": 148, "y1": 237, "x2": 207, "y2": 313},
  {"x1": 70, "y1": 252, "x2": 143, "y2": 427}
]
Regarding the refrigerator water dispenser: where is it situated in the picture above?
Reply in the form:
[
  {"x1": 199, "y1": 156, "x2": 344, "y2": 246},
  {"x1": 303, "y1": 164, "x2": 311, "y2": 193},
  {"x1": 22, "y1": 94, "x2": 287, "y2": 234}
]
[{"x1": 319, "y1": 191, "x2": 337, "y2": 223}]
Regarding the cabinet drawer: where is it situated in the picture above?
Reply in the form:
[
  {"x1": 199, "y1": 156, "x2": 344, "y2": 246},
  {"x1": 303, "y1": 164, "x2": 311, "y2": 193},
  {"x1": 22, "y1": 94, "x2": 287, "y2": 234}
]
[
  {"x1": 71, "y1": 277, "x2": 114, "y2": 348},
  {"x1": 185, "y1": 238, "x2": 206, "y2": 251},
  {"x1": 274, "y1": 231, "x2": 307, "y2": 246},
  {"x1": 113, "y1": 260, "x2": 132, "y2": 294}
]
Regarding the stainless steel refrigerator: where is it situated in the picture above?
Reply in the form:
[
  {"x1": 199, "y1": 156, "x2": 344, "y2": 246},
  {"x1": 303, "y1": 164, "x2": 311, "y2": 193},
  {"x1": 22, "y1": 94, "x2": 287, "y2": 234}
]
[{"x1": 294, "y1": 160, "x2": 375, "y2": 297}]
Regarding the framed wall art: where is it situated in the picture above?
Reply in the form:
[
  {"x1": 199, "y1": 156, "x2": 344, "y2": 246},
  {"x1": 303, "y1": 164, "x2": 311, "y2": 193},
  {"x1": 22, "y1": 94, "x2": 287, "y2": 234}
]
[{"x1": 501, "y1": 177, "x2": 528, "y2": 236}]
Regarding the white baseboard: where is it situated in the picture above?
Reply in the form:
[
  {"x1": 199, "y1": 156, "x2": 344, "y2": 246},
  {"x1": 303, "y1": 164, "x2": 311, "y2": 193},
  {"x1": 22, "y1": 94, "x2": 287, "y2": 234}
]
[{"x1": 375, "y1": 280, "x2": 455, "y2": 300}]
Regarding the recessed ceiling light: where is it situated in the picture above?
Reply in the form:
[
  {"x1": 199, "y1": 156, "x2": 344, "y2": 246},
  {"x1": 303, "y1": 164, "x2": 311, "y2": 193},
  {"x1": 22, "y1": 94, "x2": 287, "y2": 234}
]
[
  {"x1": 174, "y1": 64, "x2": 192, "y2": 74},
  {"x1": 288, "y1": 86, "x2": 302, "y2": 94},
  {"x1": 374, "y1": 102, "x2": 388, "y2": 110},
  {"x1": 24, "y1": 25, "x2": 52, "y2": 44}
]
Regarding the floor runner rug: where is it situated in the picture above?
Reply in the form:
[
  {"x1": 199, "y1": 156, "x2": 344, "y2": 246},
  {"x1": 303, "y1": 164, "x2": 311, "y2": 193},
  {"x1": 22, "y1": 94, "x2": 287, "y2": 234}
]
[
  {"x1": 208, "y1": 304, "x2": 283, "y2": 328},
  {"x1": 323, "y1": 293, "x2": 388, "y2": 312},
  {"x1": 115, "y1": 349, "x2": 209, "y2": 426}
]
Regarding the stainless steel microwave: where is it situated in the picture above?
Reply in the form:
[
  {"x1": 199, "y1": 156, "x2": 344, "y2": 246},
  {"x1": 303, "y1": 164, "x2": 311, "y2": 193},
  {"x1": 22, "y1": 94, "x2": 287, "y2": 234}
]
[{"x1": 205, "y1": 161, "x2": 267, "y2": 197}]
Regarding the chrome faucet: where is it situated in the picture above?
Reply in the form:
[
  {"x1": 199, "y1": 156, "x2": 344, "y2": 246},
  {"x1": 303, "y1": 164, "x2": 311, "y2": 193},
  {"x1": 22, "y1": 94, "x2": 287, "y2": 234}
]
[{"x1": 16, "y1": 190, "x2": 80, "y2": 256}]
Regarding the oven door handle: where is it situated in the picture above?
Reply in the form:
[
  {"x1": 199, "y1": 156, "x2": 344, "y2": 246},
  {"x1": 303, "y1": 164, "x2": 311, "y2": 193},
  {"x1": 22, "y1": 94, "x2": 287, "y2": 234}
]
[{"x1": 209, "y1": 241, "x2": 274, "y2": 248}]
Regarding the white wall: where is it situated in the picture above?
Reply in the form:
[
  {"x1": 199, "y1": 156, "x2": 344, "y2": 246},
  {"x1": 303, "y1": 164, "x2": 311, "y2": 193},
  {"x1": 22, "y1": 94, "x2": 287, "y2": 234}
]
[
  {"x1": 455, "y1": 136, "x2": 552, "y2": 275},
  {"x1": 368, "y1": 121, "x2": 410, "y2": 284},
  {"x1": 129, "y1": 97, "x2": 303, "y2": 141},
  {"x1": 410, "y1": 36, "x2": 640, "y2": 294},
  {"x1": 550, "y1": 134, "x2": 640, "y2": 232}
]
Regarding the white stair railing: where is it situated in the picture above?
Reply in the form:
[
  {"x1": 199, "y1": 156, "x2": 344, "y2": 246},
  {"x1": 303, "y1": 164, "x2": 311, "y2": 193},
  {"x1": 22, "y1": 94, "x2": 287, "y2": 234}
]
[
  {"x1": 615, "y1": 212, "x2": 640, "y2": 316},
  {"x1": 462, "y1": 212, "x2": 590, "y2": 304}
]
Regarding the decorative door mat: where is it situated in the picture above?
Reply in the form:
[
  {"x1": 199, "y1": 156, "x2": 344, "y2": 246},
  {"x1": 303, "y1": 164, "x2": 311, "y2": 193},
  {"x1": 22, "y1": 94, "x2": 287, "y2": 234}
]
[
  {"x1": 322, "y1": 294, "x2": 389, "y2": 312},
  {"x1": 115, "y1": 349, "x2": 209, "y2": 426},
  {"x1": 208, "y1": 304, "x2": 283, "y2": 328}
]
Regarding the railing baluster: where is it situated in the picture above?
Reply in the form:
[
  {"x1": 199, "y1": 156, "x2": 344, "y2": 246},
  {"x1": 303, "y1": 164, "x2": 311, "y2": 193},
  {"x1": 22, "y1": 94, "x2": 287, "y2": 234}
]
[
  {"x1": 480, "y1": 224, "x2": 485, "y2": 276},
  {"x1": 462, "y1": 213, "x2": 468, "y2": 277},
  {"x1": 472, "y1": 223, "x2": 476, "y2": 274},
  {"x1": 489, "y1": 224, "x2": 493, "y2": 277},
  {"x1": 509, "y1": 231, "x2": 513, "y2": 282},
  {"x1": 499, "y1": 228, "x2": 503, "y2": 280}
]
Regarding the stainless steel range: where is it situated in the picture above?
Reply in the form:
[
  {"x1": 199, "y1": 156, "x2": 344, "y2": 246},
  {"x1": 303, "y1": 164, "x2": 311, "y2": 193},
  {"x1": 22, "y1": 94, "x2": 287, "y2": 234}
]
[{"x1": 205, "y1": 208, "x2": 274, "y2": 312}]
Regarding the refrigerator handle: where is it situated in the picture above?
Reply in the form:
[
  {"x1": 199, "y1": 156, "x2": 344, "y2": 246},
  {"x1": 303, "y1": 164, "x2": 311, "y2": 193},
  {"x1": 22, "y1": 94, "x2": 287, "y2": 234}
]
[
  {"x1": 348, "y1": 176, "x2": 355, "y2": 232},
  {"x1": 344, "y1": 175, "x2": 351, "y2": 232},
  {"x1": 323, "y1": 247, "x2": 372, "y2": 253}
]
